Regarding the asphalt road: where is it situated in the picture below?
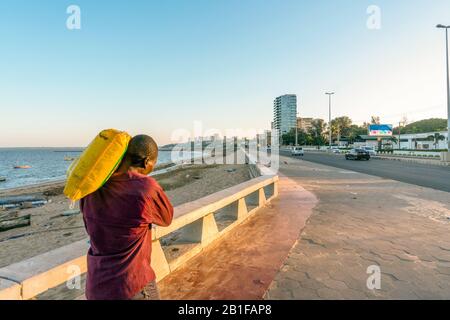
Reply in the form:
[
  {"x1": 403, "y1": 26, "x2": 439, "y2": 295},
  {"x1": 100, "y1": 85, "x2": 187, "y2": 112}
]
[{"x1": 281, "y1": 151, "x2": 450, "y2": 193}]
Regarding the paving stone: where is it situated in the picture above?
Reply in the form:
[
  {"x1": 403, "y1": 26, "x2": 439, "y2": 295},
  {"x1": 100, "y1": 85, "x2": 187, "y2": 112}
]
[
  {"x1": 431, "y1": 252, "x2": 450, "y2": 263},
  {"x1": 299, "y1": 278, "x2": 326, "y2": 291},
  {"x1": 316, "y1": 287, "x2": 343, "y2": 299},
  {"x1": 321, "y1": 278, "x2": 348, "y2": 290},
  {"x1": 384, "y1": 287, "x2": 420, "y2": 300},
  {"x1": 291, "y1": 287, "x2": 320, "y2": 300},
  {"x1": 277, "y1": 279, "x2": 301, "y2": 291},
  {"x1": 265, "y1": 287, "x2": 293, "y2": 300},
  {"x1": 284, "y1": 270, "x2": 309, "y2": 282},
  {"x1": 304, "y1": 269, "x2": 331, "y2": 281},
  {"x1": 339, "y1": 288, "x2": 368, "y2": 300},
  {"x1": 436, "y1": 267, "x2": 450, "y2": 276}
]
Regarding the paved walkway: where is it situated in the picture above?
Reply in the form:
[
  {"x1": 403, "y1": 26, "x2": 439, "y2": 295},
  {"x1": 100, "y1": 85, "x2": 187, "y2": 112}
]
[
  {"x1": 265, "y1": 156, "x2": 450, "y2": 299},
  {"x1": 158, "y1": 176, "x2": 317, "y2": 299}
]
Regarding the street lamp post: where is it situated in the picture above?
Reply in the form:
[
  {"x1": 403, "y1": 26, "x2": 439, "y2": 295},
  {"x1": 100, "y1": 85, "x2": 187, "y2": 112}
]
[
  {"x1": 325, "y1": 92, "x2": 335, "y2": 150},
  {"x1": 437, "y1": 24, "x2": 450, "y2": 153},
  {"x1": 295, "y1": 112, "x2": 299, "y2": 147}
]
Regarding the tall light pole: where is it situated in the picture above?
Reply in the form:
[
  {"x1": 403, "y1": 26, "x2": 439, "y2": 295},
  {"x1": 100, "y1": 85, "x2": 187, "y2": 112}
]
[
  {"x1": 295, "y1": 111, "x2": 299, "y2": 146},
  {"x1": 325, "y1": 92, "x2": 335, "y2": 149},
  {"x1": 437, "y1": 24, "x2": 450, "y2": 151}
]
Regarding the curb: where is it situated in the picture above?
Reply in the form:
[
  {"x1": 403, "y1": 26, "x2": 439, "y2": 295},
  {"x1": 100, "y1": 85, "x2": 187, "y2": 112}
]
[{"x1": 373, "y1": 156, "x2": 450, "y2": 167}]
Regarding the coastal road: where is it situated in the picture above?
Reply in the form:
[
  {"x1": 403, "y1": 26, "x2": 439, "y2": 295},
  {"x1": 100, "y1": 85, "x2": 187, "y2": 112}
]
[{"x1": 280, "y1": 151, "x2": 450, "y2": 192}]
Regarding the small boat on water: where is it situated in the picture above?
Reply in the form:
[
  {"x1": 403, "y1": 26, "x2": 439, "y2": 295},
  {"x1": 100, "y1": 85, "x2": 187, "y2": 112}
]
[
  {"x1": 64, "y1": 156, "x2": 75, "y2": 161},
  {"x1": 13, "y1": 165, "x2": 31, "y2": 169},
  {"x1": 0, "y1": 177, "x2": 6, "y2": 182}
]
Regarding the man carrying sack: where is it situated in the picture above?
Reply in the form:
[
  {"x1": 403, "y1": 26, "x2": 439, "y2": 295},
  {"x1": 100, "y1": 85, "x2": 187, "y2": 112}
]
[{"x1": 80, "y1": 135, "x2": 173, "y2": 300}]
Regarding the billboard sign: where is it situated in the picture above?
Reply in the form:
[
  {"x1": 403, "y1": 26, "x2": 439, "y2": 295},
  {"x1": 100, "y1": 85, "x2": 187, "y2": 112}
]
[{"x1": 368, "y1": 124, "x2": 393, "y2": 137}]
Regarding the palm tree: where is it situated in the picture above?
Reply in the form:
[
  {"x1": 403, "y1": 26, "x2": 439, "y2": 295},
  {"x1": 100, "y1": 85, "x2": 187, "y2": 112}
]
[
  {"x1": 427, "y1": 133, "x2": 445, "y2": 150},
  {"x1": 370, "y1": 116, "x2": 381, "y2": 125}
]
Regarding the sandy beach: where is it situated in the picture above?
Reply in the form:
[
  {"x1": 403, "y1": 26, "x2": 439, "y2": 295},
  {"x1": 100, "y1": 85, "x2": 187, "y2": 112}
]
[{"x1": 0, "y1": 163, "x2": 255, "y2": 268}]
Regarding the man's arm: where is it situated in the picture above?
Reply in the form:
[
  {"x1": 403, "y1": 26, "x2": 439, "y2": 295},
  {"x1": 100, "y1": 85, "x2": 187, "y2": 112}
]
[{"x1": 149, "y1": 183, "x2": 174, "y2": 227}]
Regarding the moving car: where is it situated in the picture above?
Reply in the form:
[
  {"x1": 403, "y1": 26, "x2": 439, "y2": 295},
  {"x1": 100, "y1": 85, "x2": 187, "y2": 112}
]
[
  {"x1": 328, "y1": 146, "x2": 340, "y2": 153},
  {"x1": 345, "y1": 148, "x2": 370, "y2": 161},
  {"x1": 291, "y1": 147, "x2": 304, "y2": 156},
  {"x1": 361, "y1": 146, "x2": 377, "y2": 156}
]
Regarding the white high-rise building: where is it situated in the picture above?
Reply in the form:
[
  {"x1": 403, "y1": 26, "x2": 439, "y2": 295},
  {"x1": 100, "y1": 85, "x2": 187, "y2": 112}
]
[{"x1": 273, "y1": 94, "x2": 297, "y2": 135}]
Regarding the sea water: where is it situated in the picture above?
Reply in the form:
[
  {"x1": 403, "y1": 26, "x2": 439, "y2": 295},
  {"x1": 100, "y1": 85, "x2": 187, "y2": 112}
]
[{"x1": 0, "y1": 148, "x2": 195, "y2": 190}]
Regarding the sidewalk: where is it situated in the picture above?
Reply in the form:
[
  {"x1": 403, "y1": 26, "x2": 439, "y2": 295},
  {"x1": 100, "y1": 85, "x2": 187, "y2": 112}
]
[
  {"x1": 158, "y1": 176, "x2": 318, "y2": 299},
  {"x1": 265, "y1": 156, "x2": 450, "y2": 299}
]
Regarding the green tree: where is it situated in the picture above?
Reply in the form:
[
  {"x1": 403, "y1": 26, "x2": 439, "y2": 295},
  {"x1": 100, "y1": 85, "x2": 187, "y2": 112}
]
[
  {"x1": 330, "y1": 116, "x2": 353, "y2": 139},
  {"x1": 371, "y1": 116, "x2": 381, "y2": 124},
  {"x1": 348, "y1": 125, "x2": 368, "y2": 143},
  {"x1": 427, "y1": 132, "x2": 446, "y2": 149},
  {"x1": 308, "y1": 119, "x2": 327, "y2": 145},
  {"x1": 397, "y1": 118, "x2": 447, "y2": 134}
]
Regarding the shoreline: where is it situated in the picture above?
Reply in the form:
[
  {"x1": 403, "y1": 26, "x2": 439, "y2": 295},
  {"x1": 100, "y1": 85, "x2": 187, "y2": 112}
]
[
  {"x1": 0, "y1": 149, "x2": 208, "y2": 193},
  {"x1": 0, "y1": 161, "x2": 177, "y2": 195}
]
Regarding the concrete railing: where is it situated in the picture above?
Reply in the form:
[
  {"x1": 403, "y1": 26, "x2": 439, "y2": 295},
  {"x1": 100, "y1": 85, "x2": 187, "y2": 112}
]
[{"x1": 0, "y1": 174, "x2": 279, "y2": 300}]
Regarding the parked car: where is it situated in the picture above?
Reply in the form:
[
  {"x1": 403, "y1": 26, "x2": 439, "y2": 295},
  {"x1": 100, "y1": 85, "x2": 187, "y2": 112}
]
[
  {"x1": 345, "y1": 148, "x2": 370, "y2": 161},
  {"x1": 291, "y1": 147, "x2": 304, "y2": 156},
  {"x1": 361, "y1": 146, "x2": 377, "y2": 156}
]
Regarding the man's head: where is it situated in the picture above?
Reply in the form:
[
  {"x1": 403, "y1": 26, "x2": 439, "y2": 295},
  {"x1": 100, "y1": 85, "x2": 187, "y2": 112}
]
[{"x1": 123, "y1": 135, "x2": 158, "y2": 175}]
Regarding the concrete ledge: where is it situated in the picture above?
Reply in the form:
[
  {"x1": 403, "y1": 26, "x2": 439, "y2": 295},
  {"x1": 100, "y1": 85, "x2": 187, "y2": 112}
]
[
  {"x1": 0, "y1": 278, "x2": 22, "y2": 300},
  {"x1": 152, "y1": 175, "x2": 278, "y2": 239},
  {"x1": 0, "y1": 239, "x2": 89, "y2": 300},
  {"x1": 0, "y1": 175, "x2": 279, "y2": 300}
]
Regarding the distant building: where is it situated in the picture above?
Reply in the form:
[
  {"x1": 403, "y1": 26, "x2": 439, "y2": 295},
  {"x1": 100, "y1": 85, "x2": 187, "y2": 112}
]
[
  {"x1": 354, "y1": 131, "x2": 448, "y2": 150},
  {"x1": 393, "y1": 131, "x2": 448, "y2": 150},
  {"x1": 297, "y1": 117, "x2": 313, "y2": 132},
  {"x1": 353, "y1": 135, "x2": 395, "y2": 150},
  {"x1": 273, "y1": 94, "x2": 297, "y2": 135}
]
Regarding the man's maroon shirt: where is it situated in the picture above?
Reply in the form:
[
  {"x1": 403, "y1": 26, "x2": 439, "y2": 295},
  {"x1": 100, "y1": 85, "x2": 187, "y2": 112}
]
[{"x1": 80, "y1": 171, "x2": 173, "y2": 300}]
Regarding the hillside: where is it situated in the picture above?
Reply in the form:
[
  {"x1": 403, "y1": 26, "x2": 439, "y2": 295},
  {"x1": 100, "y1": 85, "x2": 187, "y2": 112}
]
[{"x1": 397, "y1": 118, "x2": 447, "y2": 134}]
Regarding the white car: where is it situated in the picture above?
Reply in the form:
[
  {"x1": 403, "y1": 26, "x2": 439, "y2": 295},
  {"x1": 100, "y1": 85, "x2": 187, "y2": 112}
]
[
  {"x1": 291, "y1": 147, "x2": 304, "y2": 156},
  {"x1": 361, "y1": 146, "x2": 377, "y2": 156},
  {"x1": 329, "y1": 146, "x2": 340, "y2": 153}
]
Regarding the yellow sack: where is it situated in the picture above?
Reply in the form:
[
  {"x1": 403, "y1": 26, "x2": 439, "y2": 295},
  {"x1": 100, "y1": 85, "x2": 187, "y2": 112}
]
[{"x1": 64, "y1": 129, "x2": 131, "y2": 201}]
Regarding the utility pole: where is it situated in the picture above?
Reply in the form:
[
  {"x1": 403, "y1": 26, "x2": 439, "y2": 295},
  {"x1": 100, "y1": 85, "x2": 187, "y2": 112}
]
[
  {"x1": 437, "y1": 24, "x2": 450, "y2": 154},
  {"x1": 325, "y1": 92, "x2": 335, "y2": 150},
  {"x1": 337, "y1": 124, "x2": 340, "y2": 146}
]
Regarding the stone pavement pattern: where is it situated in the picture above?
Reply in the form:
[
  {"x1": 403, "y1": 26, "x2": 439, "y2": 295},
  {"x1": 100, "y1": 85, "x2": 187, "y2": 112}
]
[{"x1": 265, "y1": 156, "x2": 450, "y2": 299}]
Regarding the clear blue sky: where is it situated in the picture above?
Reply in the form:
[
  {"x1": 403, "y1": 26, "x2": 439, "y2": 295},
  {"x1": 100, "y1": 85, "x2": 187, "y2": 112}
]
[{"x1": 1, "y1": 0, "x2": 449, "y2": 147}]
